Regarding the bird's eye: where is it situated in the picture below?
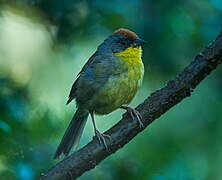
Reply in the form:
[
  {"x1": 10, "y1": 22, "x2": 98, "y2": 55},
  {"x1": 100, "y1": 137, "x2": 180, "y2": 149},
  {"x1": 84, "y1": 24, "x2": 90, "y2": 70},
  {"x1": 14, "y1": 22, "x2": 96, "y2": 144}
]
[{"x1": 121, "y1": 40, "x2": 127, "y2": 45}]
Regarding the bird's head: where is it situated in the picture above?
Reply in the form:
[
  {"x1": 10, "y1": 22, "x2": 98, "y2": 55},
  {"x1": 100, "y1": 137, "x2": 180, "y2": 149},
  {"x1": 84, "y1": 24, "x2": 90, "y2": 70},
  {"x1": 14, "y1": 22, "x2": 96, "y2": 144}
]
[{"x1": 98, "y1": 28, "x2": 146, "y2": 55}]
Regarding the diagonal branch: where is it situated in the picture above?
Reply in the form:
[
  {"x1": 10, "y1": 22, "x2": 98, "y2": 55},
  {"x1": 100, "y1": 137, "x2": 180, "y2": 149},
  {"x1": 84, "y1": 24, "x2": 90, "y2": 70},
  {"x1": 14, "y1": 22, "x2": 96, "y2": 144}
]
[{"x1": 39, "y1": 31, "x2": 222, "y2": 180}]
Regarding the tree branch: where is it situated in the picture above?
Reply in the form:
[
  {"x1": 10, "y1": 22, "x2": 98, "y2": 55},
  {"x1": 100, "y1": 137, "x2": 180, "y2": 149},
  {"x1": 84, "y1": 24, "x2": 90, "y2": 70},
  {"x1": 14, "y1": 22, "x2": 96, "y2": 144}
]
[{"x1": 39, "y1": 31, "x2": 222, "y2": 180}]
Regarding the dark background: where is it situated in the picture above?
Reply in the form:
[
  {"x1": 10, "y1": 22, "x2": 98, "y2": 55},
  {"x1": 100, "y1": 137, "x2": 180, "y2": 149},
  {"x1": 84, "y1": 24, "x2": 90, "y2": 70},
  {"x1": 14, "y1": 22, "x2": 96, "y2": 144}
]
[{"x1": 0, "y1": 0, "x2": 222, "y2": 179}]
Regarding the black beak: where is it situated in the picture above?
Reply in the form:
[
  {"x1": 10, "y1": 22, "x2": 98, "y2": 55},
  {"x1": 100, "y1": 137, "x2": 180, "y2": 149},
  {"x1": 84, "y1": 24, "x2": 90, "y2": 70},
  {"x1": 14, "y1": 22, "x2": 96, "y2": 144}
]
[{"x1": 132, "y1": 38, "x2": 146, "y2": 47}]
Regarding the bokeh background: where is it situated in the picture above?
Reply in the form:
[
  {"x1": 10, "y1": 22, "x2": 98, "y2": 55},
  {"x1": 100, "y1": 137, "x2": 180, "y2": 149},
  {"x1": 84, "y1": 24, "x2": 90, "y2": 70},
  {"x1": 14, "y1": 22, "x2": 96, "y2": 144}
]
[{"x1": 0, "y1": 0, "x2": 222, "y2": 179}]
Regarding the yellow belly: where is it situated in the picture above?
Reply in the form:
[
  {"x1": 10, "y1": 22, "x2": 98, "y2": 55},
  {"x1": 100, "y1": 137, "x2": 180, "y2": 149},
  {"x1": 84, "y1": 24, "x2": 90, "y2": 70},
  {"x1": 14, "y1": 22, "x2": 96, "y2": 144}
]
[{"x1": 93, "y1": 46, "x2": 144, "y2": 115}]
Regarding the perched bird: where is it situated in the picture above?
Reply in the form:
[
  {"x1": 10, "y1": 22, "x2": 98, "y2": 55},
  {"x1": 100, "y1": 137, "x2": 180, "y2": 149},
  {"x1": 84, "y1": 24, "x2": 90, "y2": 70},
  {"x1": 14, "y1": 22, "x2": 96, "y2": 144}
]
[{"x1": 54, "y1": 28, "x2": 146, "y2": 159}]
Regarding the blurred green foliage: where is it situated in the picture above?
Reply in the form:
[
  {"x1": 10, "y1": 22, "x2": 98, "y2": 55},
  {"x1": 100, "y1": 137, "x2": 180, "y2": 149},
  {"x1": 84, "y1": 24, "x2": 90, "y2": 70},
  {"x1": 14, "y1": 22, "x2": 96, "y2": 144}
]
[{"x1": 0, "y1": 0, "x2": 222, "y2": 179}]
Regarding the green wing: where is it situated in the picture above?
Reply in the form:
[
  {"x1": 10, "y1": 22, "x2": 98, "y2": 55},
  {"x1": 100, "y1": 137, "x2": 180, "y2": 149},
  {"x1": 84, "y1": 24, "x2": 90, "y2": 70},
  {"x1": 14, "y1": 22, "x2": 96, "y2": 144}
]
[{"x1": 67, "y1": 52, "x2": 124, "y2": 105}]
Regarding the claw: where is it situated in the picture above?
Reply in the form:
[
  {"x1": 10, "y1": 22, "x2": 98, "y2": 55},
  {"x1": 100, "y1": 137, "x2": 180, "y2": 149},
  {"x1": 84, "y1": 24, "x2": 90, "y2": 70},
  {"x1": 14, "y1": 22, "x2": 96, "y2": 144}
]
[
  {"x1": 90, "y1": 112, "x2": 111, "y2": 150},
  {"x1": 121, "y1": 106, "x2": 144, "y2": 129},
  {"x1": 95, "y1": 130, "x2": 111, "y2": 149}
]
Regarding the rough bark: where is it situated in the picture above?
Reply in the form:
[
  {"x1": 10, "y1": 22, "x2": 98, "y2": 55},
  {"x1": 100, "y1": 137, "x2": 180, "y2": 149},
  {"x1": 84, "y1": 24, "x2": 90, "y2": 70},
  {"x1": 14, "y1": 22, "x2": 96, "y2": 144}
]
[{"x1": 39, "y1": 31, "x2": 222, "y2": 180}]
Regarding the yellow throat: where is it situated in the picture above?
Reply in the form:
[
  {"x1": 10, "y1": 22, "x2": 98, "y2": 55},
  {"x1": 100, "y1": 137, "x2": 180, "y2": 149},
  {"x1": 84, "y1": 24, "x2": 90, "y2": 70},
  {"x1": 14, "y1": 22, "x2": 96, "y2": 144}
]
[{"x1": 114, "y1": 46, "x2": 142, "y2": 66}]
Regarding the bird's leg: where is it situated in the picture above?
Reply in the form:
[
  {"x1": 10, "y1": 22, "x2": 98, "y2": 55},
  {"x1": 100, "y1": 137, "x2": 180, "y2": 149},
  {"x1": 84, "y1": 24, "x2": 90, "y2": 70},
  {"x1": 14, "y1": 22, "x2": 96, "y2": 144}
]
[
  {"x1": 120, "y1": 106, "x2": 144, "y2": 129},
  {"x1": 90, "y1": 112, "x2": 111, "y2": 149}
]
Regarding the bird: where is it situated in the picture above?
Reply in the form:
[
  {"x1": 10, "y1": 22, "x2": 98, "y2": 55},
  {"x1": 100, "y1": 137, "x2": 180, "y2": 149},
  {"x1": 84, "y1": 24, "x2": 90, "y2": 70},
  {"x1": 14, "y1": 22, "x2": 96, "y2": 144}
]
[{"x1": 54, "y1": 28, "x2": 146, "y2": 159}]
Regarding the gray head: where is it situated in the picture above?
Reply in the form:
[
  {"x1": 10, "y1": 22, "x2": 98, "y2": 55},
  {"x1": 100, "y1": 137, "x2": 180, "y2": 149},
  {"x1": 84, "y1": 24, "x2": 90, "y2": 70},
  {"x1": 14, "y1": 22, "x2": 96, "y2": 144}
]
[{"x1": 97, "y1": 28, "x2": 146, "y2": 53}]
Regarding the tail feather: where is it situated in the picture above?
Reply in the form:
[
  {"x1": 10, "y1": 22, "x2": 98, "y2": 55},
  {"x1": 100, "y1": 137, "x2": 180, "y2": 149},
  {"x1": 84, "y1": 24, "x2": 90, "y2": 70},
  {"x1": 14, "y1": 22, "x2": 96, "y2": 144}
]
[{"x1": 54, "y1": 108, "x2": 89, "y2": 159}]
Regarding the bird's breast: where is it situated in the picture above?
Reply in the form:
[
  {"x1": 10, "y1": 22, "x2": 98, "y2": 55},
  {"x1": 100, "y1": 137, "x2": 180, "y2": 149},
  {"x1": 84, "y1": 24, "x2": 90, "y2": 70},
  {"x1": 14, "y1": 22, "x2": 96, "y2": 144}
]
[
  {"x1": 114, "y1": 46, "x2": 144, "y2": 93},
  {"x1": 113, "y1": 51, "x2": 144, "y2": 105},
  {"x1": 92, "y1": 47, "x2": 144, "y2": 114}
]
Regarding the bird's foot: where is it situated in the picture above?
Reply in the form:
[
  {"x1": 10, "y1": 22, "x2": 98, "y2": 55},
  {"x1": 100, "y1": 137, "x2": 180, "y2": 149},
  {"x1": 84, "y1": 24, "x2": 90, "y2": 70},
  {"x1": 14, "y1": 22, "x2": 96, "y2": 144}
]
[
  {"x1": 121, "y1": 106, "x2": 144, "y2": 129},
  {"x1": 95, "y1": 130, "x2": 111, "y2": 149}
]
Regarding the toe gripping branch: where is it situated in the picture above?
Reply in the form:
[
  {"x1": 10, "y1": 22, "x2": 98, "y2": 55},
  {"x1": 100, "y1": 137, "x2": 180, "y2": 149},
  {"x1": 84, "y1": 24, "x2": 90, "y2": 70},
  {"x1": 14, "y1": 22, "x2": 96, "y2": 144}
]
[
  {"x1": 90, "y1": 105, "x2": 144, "y2": 151},
  {"x1": 90, "y1": 112, "x2": 111, "y2": 150},
  {"x1": 120, "y1": 106, "x2": 144, "y2": 129}
]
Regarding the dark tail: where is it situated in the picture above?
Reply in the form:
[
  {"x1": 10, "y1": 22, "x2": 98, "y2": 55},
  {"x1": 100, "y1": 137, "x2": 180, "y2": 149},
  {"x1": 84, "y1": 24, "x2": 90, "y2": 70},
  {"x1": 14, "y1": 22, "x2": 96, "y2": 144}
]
[{"x1": 54, "y1": 108, "x2": 89, "y2": 159}]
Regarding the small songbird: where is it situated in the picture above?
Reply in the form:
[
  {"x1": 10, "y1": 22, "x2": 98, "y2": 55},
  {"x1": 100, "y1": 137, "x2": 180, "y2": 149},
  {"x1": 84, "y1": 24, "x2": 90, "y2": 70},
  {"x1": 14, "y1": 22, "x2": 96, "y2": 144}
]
[{"x1": 54, "y1": 28, "x2": 146, "y2": 159}]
